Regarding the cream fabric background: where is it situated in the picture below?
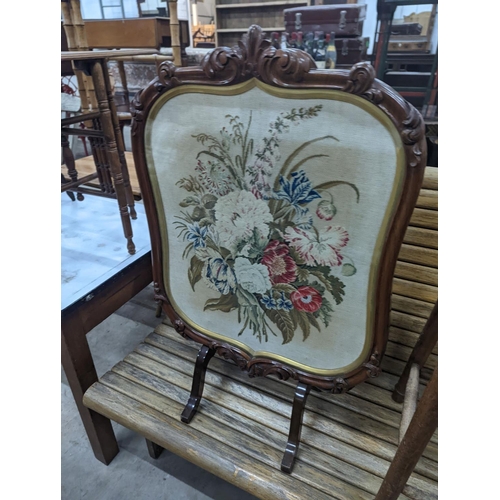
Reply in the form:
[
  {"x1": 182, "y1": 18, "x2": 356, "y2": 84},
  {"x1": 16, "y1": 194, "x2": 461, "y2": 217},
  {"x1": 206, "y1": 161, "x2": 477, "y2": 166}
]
[{"x1": 145, "y1": 84, "x2": 403, "y2": 373}]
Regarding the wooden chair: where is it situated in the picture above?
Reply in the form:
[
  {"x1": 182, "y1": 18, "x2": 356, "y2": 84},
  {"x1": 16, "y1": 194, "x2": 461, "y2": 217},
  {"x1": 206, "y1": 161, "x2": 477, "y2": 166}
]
[
  {"x1": 82, "y1": 25, "x2": 435, "y2": 497},
  {"x1": 376, "y1": 302, "x2": 438, "y2": 500}
]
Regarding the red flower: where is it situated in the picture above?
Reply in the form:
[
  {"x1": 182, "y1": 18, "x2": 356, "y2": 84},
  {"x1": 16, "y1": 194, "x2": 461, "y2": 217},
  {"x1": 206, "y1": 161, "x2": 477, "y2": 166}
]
[
  {"x1": 261, "y1": 240, "x2": 298, "y2": 285},
  {"x1": 290, "y1": 286, "x2": 323, "y2": 313}
]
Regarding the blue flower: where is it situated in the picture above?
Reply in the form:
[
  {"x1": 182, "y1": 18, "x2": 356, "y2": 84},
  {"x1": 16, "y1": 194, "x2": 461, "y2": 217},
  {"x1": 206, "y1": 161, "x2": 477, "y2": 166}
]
[
  {"x1": 205, "y1": 258, "x2": 237, "y2": 295},
  {"x1": 260, "y1": 294, "x2": 278, "y2": 310},
  {"x1": 275, "y1": 170, "x2": 321, "y2": 207},
  {"x1": 185, "y1": 222, "x2": 208, "y2": 249},
  {"x1": 276, "y1": 292, "x2": 293, "y2": 311}
]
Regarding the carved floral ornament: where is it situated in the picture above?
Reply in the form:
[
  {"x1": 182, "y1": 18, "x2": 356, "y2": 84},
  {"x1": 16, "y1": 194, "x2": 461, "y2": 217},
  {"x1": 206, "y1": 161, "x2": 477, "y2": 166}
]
[{"x1": 133, "y1": 25, "x2": 427, "y2": 392}]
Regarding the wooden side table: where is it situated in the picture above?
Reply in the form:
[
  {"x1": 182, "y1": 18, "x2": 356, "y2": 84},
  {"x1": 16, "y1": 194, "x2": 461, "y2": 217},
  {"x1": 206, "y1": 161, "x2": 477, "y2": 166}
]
[{"x1": 61, "y1": 49, "x2": 157, "y2": 254}]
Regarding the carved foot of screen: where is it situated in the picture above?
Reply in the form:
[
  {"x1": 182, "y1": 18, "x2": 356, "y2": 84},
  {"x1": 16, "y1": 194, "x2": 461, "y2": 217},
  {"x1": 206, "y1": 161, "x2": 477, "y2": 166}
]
[
  {"x1": 181, "y1": 345, "x2": 216, "y2": 424},
  {"x1": 281, "y1": 382, "x2": 311, "y2": 473}
]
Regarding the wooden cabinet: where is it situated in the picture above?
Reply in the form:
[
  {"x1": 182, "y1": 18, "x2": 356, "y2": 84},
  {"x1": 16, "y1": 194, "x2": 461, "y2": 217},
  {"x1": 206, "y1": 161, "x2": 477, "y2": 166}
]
[{"x1": 215, "y1": 0, "x2": 310, "y2": 47}]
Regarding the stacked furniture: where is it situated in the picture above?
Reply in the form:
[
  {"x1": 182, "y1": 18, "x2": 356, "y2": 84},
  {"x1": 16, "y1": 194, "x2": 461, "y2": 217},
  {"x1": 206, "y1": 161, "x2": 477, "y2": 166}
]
[
  {"x1": 214, "y1": 0, "x2": 310, "y2": 47},
  {"x1": 60, "y1": 49, "x2": 157, "y2": 255},
  {"x1": 284, "y1": 3, "x2": 369, "y2": 67},
  {"x1": 373, "y1": 0, "x2": 438, "y2": 121}
]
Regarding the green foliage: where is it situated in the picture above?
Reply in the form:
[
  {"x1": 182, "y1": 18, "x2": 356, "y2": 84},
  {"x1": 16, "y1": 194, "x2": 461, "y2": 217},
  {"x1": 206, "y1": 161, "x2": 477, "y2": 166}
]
[
  {"x1": 291, "y1": 308, "x2": 312, "y2": 341},
  {"x1": 266, "y1": 308, "x2": 295, "y2": 345},
  {"x1": 328, "y1": 275, "x2": 346, "y2": 305},
  {"x1": 342, "y1": 263, "x2": 357, "y2": 276},
  {"x1": 204, "y1": 293, "x2": 239, "y2": 313},
  {"x1": 318, "y1": 297, "x2": 334, "y2": 327},
  {"x1": 188, "y1": 255, "x2": 205, "y2": 291},
  {"x1": 314, "y1": 180, "x2": 360, "y2": 203}
]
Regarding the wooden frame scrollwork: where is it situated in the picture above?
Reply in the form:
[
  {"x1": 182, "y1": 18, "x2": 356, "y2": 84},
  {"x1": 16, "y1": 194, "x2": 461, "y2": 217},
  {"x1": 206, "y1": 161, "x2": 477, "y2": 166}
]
[{"x1": 131, "y1": 25, "x2": 426, "y2": 395}]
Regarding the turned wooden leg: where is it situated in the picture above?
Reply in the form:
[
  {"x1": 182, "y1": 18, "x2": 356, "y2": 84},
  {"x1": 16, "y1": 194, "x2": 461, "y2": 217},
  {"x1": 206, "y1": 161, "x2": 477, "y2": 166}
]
[
  {"x1": 281, "y1": 382, "x2": 311, "y2": 474},
  {"x1": 146, "y1": 439, "x2": 164, "y2": 459},
  {"x1": 62, "y1": 133, "x2": 84, "y2": 202},
  {"x1": 181, "y1": 345, "x2": 216, "y2": 424},
  {"x1": 102, "y1": 64, "x2": 137, "y2": 220},
  {"x1": 393, "y1": 301, "x2": 438, "y2": 403},
  {"x1": 91, "y1": 59, "x2": 135, "y2": 255}
]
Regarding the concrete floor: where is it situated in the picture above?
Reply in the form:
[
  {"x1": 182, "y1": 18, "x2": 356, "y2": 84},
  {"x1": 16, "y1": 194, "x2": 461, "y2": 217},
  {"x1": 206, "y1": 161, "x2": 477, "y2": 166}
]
[{"x1": 61, "y1": 285, "x2": 258, "y2": 500}]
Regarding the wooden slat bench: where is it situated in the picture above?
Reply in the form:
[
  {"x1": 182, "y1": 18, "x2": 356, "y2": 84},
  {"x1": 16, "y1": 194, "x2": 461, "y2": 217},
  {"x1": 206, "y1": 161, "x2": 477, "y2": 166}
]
[{"x1": 83, "y1": 167, "x2": 438, "y2": 499}]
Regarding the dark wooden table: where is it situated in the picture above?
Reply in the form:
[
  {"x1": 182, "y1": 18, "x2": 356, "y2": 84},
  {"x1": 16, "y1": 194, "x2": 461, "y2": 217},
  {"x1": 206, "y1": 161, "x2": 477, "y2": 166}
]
[{"x1": 61, "y1": 250, "x2": 152, "y2": 464}]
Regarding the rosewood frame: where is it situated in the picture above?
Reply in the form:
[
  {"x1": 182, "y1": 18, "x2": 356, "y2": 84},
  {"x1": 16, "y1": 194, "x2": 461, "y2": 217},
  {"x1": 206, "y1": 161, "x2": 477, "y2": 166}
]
[{"x1": 131, "y1": 25, "x2": 427, "y2": 394}]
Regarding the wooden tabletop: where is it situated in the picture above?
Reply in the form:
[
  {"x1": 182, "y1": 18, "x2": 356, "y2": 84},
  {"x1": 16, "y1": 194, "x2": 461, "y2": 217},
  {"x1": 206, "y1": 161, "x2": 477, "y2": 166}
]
[{"x1": 61, "y1": 49, "x2": 159, "y2": 61}]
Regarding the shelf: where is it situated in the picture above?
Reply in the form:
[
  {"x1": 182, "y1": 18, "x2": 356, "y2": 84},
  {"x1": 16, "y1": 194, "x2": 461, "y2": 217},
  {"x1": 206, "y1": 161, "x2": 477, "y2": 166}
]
[
  {"x1": 61, "y1": 49, "x2": 158, "y2": 61},
  {"x1": 217, "y1": 27, "x2": 284, "y2": 33},
  {"x1": 216, "y1": 0, "x2": 306, "y2": 9}
]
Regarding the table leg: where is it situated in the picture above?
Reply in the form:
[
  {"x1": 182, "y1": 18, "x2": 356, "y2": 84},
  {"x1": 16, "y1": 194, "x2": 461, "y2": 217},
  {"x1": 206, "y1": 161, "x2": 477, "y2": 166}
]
[
  {"x1": 91, "y1": 59, "x2": 135, "y2": 255},
  {"x1": 61, "y1": 315, "x2": 119, "y2": 465}
]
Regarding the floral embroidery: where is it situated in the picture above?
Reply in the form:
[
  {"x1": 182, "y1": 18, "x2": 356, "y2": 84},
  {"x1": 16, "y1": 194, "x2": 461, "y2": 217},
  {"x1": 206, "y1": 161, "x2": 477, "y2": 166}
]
[
  {"x1": 291, "y1": 286, "x2": 323, "y2": 313},
  {"x1": 261, "y1": 240, "x2": 298, "y2": 285},
  {"x1": 175, "y1": 106, "x2": 359, "y2": 344},
  {"x1": 284, "y1": 225, "x2": 349, "y2": 268}
]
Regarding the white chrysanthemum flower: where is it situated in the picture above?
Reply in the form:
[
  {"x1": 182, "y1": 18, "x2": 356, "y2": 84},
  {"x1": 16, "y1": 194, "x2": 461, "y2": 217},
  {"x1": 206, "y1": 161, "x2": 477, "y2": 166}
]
[
  {"x1": 214, "y1": 190, "x2": 273, "y2": 256},
  {"x1": 284, "y1": 225, "x2": 349, "y2": 267},
  {"x1": 234, "y1": 257, "x2": 271, "y2": 294}
]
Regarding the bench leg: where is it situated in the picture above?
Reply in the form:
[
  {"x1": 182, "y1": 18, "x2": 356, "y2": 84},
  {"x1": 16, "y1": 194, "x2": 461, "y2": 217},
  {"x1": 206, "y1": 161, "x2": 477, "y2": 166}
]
[
  {"x1": 181, "y1": 345, "x2": 216, "y2": 424},
  {"x1": 281, "y1": 382, "x2": 311, "y2": 473},
  {"x1": 146, "y1": 439, "x2": 164, "y2": 459}
]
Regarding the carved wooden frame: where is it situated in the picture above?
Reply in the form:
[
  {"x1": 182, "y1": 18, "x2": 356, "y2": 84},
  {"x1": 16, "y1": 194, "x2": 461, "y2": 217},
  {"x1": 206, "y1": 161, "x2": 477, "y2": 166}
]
[{"x1": 131, "y1": 25, "x2": 427, "y2": 394}]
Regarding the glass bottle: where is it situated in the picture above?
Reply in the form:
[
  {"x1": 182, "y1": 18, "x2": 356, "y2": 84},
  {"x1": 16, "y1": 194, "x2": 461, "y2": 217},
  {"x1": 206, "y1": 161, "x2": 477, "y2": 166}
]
[
  {"x1": 280, "y1": 32, "x2": 289, "y2": 49},
  {"x1": 271, "y1": 32, "x2": 280, "y2": 50},
  {"x1": 304, "y1": 32, "x2": 314, "y2": 58},
  {"x1": 315, "y1": 31, "x2": 326, "y2": 69},
  {"x1": 297, "y1": 31, "x2": 303, "y2": 51},
  {"x1": 325, "y1": 31, "x2": 337, "y2": 69}
]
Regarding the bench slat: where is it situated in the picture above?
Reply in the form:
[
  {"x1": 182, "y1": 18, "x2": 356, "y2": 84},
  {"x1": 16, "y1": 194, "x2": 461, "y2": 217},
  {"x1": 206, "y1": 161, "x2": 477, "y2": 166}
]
[
  {"x1": 409, "y1": 208, "x2": 438, "y2": 230},
  {"x1": 395, "y1": 261, "x2": 438, "y2": 287},
  {"x1": 392, "y1": 277, "x2": 438, "y2": 303},
  {"x1": 389, "y1": 326, "x2": 438, "y2": 356},
  {"x1": 422, "y1": 167, "x2": 438, "y2": 190},
  {"x1": 398, "y1": 244, "x2": 438, "y2": 268},
  {"x1": 403, "y1": 226, "x2": 438, "y2": 249},
  {"x1": 416, "y1": 189, "x2": 438, "y2": 210}
]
